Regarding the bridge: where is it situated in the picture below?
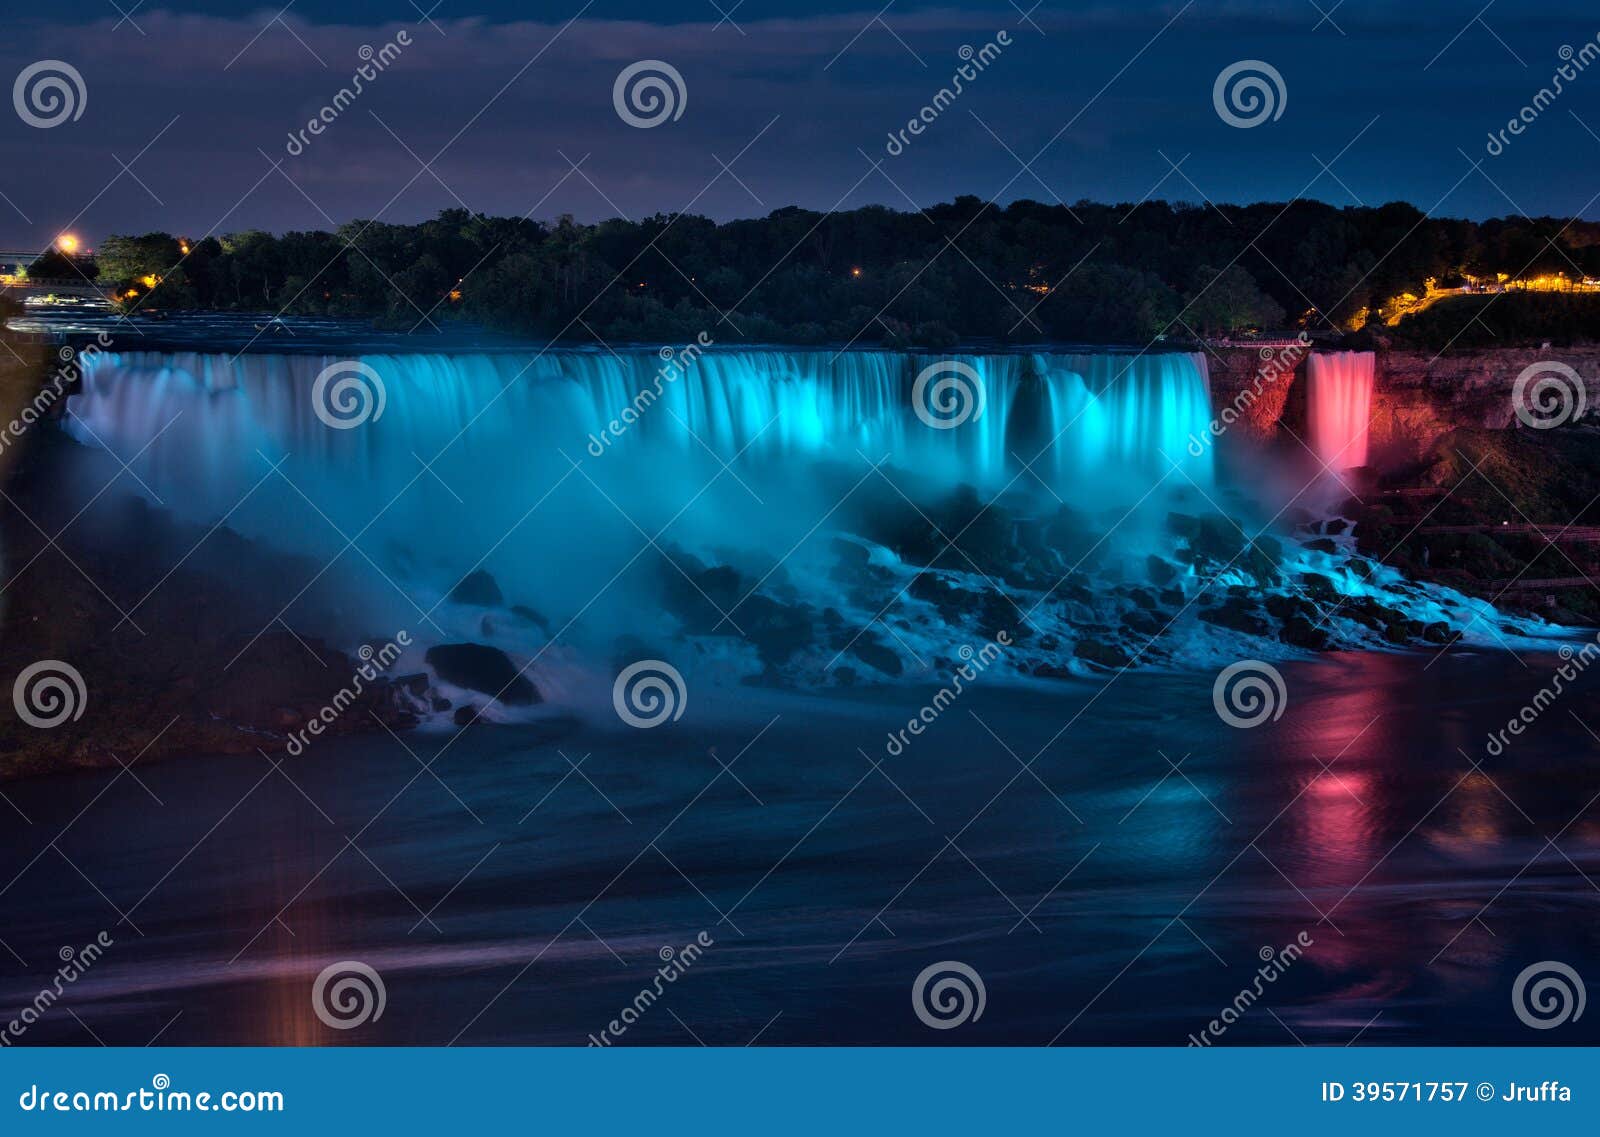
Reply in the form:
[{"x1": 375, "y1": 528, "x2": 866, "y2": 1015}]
[{"x1": 0, "y1": 250, "x2": 115, "y2": 301}]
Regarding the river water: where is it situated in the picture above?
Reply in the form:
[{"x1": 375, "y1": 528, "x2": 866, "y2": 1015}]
[{"x1": 1, "y1": 648, "x2": 1596, "y2": 1046}]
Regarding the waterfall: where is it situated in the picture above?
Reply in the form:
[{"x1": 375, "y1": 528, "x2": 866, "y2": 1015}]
[
  {"x1": 1306, "y1": 351, "x2": 1375, "y2": 470},
  {"x1": 62, "y1": 348, "x2": 1215, "y2": 647}
]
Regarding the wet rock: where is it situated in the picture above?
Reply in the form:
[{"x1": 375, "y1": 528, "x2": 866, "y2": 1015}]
[
  {"x1": 1303, "y1": 537, "x2": 1339, "y2": 554},
  {"x1": 1325, "y1": 519, "x2": 1349, "y2": 536},
  {"x1": 1279, "y1": 615, "x2": 1329, "y2": 651},
  {"x1": 1146, "y1": 555, "x2": 1176, "y2": 585},
  {"x1": 849, "y1": 636, "x2": 903, "y2": 677},
  {"x1": 1198, "y1": 596, "x2": 1270, "y2": 636},
  {"x1": 425, "y1": 643, "x2": 539, "y2": 705},
  {"x1": 1300, "y1": 572, "x2": 1339, "y2": 600},
  {"x1": 1073, "y1": 638, "x2": 1131, "y2": 669},
  {"x1": 509, "y1": 604, "x2": 551, "y2": 633},
  {"x1": 1421, "y1": 621, "x2": 1453, "y2": 644},
  {"x1": 449, "y1": 569, "x2": 504, "y2": 607},
  {"x1": 453, "y1": 705, "x2": 481, "y2": 727},
  {"x1": 737, "y1": 593, "x2": 815, "y2": 665}
]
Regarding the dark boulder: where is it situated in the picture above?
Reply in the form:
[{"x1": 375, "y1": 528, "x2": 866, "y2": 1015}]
[
  {"x1": 1074, "y1": 638, "x2": 1131, "y2": 669},
  {"x1": 449, "y1": 569, "x2": 504, "y2": 607},
  {"x1": 425, "y1": 643, "x2": 539, "y2": 705}
]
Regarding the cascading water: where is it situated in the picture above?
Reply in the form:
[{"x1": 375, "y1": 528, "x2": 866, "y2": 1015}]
[
  {"x1": 1305, "y1": 351, "x2": 1375, "y2": 471},
  {"x1": 50, "y1": 344, "x2": 1556, "y2": 698},
  {"x1": 58, "y1": 347, "x2": 1216, "y2": 679}
]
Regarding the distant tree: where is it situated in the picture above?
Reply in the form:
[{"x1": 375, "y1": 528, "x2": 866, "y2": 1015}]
[
  {"x1": 25, "y1": 248, "x2": 88, "y2": 280},
  {"x1": 1184, "y1": 265, "x2": 1285, "y2": 335}
]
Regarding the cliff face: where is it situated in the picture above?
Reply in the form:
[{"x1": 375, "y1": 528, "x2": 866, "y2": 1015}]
[{"x1": 1203, "y1": 344, "x2": 1600, "y2": 477}]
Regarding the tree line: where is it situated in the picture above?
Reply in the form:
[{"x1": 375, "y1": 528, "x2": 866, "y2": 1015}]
[{"x1": 54, "y1": 198, "x2": 1600, "y2": 346}]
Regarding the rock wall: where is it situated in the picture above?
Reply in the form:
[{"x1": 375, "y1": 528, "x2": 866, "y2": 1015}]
[{"x1": 1203, "y1": 344, "x2": 1600, "y2": 478}]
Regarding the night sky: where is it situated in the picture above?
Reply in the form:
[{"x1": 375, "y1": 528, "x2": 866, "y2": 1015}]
[{"x1": 2, "y1": 0, "x2": 1599, "y2": 250}]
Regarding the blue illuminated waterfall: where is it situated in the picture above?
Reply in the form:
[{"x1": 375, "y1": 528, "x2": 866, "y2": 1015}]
[{"x1": 63, "y1": 348, "x2": 1215, "y2": 655}]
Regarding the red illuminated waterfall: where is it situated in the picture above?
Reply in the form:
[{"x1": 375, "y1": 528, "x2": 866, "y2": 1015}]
[{"x1": 1306, "y1": 351, "x2": 1374, "y2": 470}]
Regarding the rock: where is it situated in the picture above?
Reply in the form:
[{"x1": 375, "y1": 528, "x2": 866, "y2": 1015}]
[
  {"x1": 1421, "y1": 621, "x2": 1452, "y2": 644},
  {"x1": 453, "y1": 705, "x2": 481, "y2": 727},
  {"x1": 849, "y1": 636, "x2": 903, "y2": 676},
  {"x1": 1303, "y1": 537, "x2": 1339, "y2": 554},
  {"x1": 1325, "y1": 519, "x2": 1349, "y2": 536},
  {"x1": 832, "y1": 666, "x2": 858, "y2": 686},
  {"x1": 1279, "y1": 615, "x2": 1329, "y2": 650},
  {"x1": 431, "y1": 695, "x2": 452, "y2": 712},
  {"x1": 1074, "y1": 638, "x2": 1131, "y2": 669},
  {"x1": 737, "y1": 593, "x2": 815, "y2": 665},
  {"x1": 449, "y1": 569, "x2": 504, "y2": 607},
  {"x1": 1198, "y1": 597, "x2": 1270, "y2": 635},
  {"x1": 509, "y1": 604, "x2": 551, "y2": 632},
  {"x1": 1146, "y1": 555, "x2": 1176, "y2": 585},
  {"x1": 425, "y1": 643, "x2": 539, "y2": 705},
  {"x1": 1300, "y1": 572, "x2": 1339, "y2": 600}
]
